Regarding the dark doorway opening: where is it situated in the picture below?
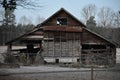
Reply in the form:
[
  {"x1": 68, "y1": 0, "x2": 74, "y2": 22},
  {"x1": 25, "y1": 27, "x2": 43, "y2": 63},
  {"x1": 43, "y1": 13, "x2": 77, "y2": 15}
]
[
  {"x1": 55, "y1": 59, "x2": 59, "y2": 63},
  {"x1": 77, "y1": 58, "x2": 80, "y2": 62}
]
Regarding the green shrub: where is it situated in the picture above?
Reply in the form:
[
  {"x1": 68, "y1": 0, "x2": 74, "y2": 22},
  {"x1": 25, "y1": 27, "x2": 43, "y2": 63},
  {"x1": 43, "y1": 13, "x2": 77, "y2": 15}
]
[{"x1": 19, "y1": 53, "x2": 27, "y2": 65}]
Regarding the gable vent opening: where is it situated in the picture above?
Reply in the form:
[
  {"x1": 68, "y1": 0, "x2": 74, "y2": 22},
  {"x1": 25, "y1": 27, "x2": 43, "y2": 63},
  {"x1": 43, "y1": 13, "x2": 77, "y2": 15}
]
[{"x1": 57, "y1": 18, "x2": 67, "y2": 26}]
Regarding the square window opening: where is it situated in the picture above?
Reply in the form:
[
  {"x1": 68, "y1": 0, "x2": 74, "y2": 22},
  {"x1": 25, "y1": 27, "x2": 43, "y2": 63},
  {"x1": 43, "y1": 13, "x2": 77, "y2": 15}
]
[{"x1": 57, "y1": 18, "x2": 67, "y2": 26}]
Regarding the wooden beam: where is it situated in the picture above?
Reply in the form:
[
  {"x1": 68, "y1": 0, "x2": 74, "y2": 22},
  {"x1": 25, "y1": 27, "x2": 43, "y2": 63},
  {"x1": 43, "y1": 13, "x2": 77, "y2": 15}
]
[{"x1": 7, "y1": 44, "x2": 12, "y2": 54}]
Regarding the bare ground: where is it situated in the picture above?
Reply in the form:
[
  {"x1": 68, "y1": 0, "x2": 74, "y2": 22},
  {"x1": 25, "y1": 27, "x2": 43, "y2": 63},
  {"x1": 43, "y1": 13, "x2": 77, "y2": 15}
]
[
  {"x1": 0, "y1": 64, "x2": 120, "y2": 80},
  {"x1": 0, "y1": 71, "x2": 120, "y2": 80}
]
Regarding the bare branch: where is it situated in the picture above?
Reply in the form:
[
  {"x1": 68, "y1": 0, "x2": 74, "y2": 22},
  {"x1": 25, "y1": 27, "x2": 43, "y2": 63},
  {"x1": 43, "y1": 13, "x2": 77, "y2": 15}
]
[
  {"x1": 16, "y1": 0, "x2": 43, "y2": 10},
  {"x1": 98, "y1": 7, "x2": 114, "y2": 27},
  {"x1": 81, "y1": 4, "x2": 97, "y2": 23}
]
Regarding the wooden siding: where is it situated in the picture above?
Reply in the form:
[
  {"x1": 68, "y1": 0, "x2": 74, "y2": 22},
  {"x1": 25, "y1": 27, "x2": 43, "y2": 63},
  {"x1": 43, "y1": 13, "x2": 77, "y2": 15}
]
[
  {"x1": 82, "y1": 29, "x2": 110, "y2": 44},
  {"x1": 42, "y1": 31, "x2": 81, "y2": 57},
  {"x1": 43, "y1": 10, "x2": 82, "y2": 26},
  {"x1": 43, "y1": 26, "x2": 82, "y2": 32}
]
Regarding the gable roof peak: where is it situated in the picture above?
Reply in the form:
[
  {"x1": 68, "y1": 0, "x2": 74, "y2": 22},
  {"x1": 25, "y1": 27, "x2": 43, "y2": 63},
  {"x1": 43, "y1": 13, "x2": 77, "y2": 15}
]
[
  {"x1": 60, "y1": 7, "x2": 64, "y2": 10},
  {"x1": 36, "y1": 8, "x2": 86, "y2": 28},
  {"x1": 59, "y1": 7, "x2": 65, "y2": 10}
]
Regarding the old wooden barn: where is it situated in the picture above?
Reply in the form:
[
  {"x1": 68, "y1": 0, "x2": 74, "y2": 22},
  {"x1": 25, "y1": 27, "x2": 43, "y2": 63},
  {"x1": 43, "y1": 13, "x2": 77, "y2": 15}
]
[{"x1": 6, "y1": 8, "x2": 116, "y2": 66}]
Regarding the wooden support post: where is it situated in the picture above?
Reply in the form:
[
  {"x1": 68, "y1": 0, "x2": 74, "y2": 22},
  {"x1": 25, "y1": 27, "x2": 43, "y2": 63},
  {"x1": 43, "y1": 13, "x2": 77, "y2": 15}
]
[
  {"x1": 39, "y1": 41, "x2": 42, "y2": 49},
  {"x1": 73, "y1": 33, "x2": 76, "y2": 61},
  {"x1": 7, "y1": 44, "x2": 12, "y2": 54},
  {"x1": 26, "y1": 52, "x2": 29, "y2": 64},
  {"x1": 71, "y1": 33, "x2": 73, "y2": 61},
  {"x1": 26, "y1": 44, "x2": 34, "y2": 64},
  {"x1": 80, "y1": 29, "x2": 83, "y2": 64},
  {"x1": 91, "y1": 66, "x2": 94, "y2": 80},
  {"x1": 60, "y1": 31, "x2": 62, "y2": 57},
  {"x1": 67, "y1": 32, "x2": 69, "y2": 56},
  {"x1": 53, "y1": 32, "x2": 55, "y2": 57},
  {"x1": 65, "y1": 32, "x2": 67, "y2": 56}
]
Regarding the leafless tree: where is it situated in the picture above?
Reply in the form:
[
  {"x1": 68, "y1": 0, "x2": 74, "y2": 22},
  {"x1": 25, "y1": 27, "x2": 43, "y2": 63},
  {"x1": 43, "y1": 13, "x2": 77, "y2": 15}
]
[
  {"x1": 0, "y1": 0, "x2": 42, "y2": 45},
  {"x1": 35, "y1": 15, "x2": 45, "y2": 25},
  {"x1": 18, "y1": 15, "x2": 32, "y2": 25},
  {"x1": 0, "y1": 0, "x2": 42, "y2": 26},
  {"x1": 81, "y1": 4, "x2": 97, "y2": 24},
  {"x1": 113, "y1": 11, "x2": 120, "y2": 27},
  {"x1": 98, "y1": 7, "x2": 114, "y2": 27},
  {"x1": 0, "y1": 7, "x2": 4, "y2": 25}
]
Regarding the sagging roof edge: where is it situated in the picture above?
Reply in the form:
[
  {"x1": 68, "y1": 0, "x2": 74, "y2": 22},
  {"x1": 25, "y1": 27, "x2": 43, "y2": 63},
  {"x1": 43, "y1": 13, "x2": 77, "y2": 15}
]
[
  {"x1": 83, "y1": 27, "x2": 117, "y2": 46},
  {"x1": 5, "y1": 28, "x2": 43, "y2": 45},
  {"x1": 36, "y1": 8, "x2": 86, "y2": 28}
]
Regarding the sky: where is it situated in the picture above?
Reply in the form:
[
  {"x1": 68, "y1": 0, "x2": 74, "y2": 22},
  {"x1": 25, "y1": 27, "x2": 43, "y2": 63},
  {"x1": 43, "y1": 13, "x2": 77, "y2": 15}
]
[{"x1": 14, "y1": 0, "x2": 120, "y2": 25}]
